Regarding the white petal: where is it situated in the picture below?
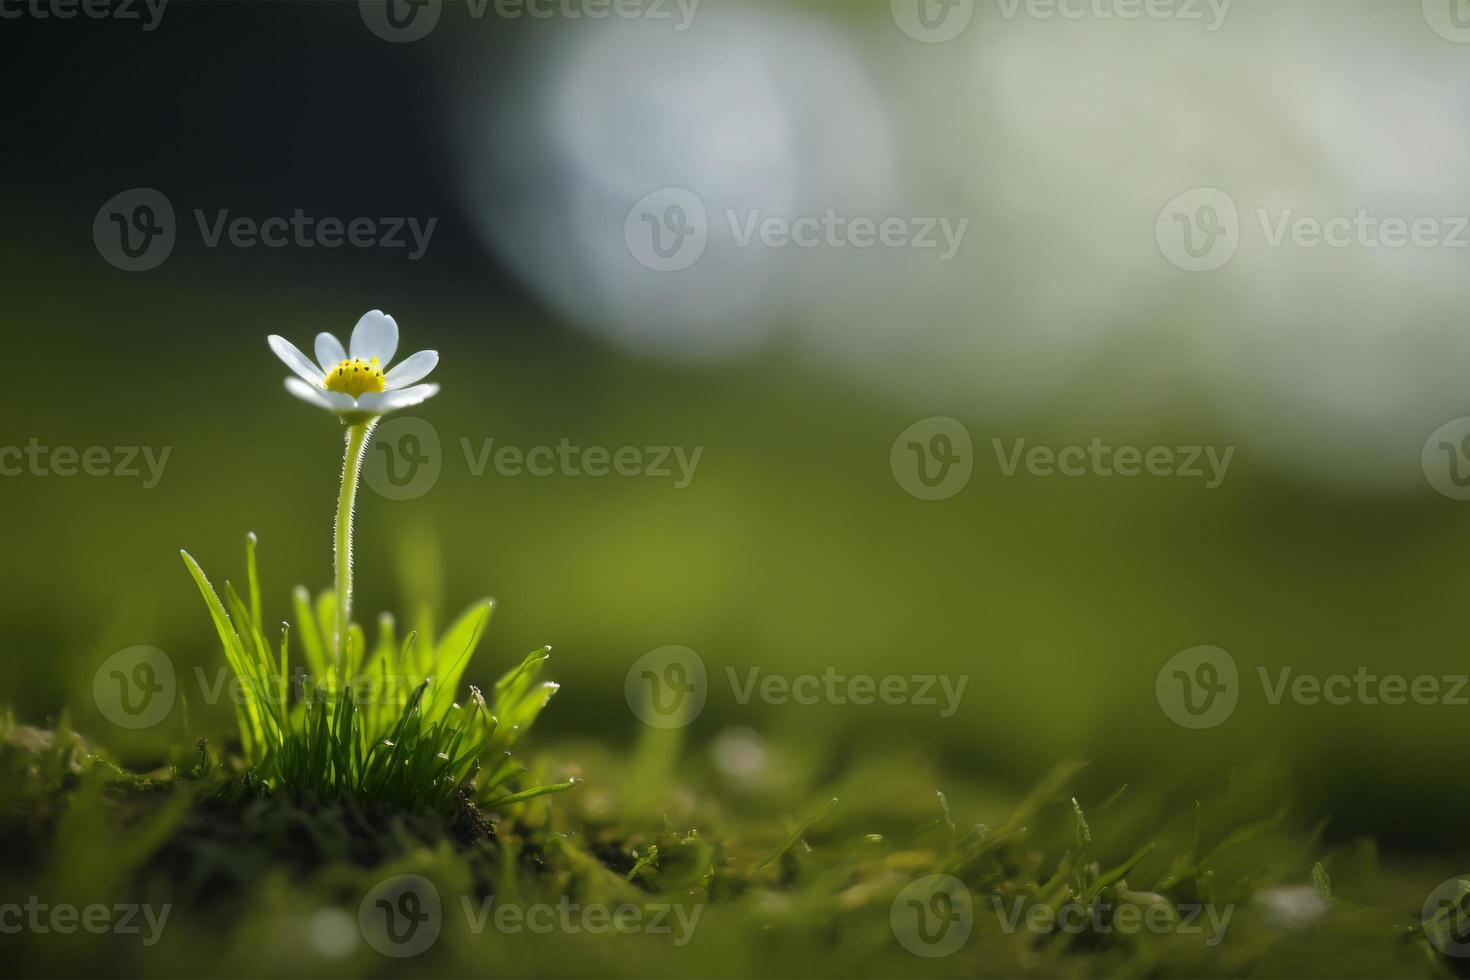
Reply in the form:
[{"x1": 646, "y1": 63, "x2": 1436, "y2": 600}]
[
  {"x1": 384, "y1": 350, "x2": 438, "y2": 389},
  {"x1": 284, "y1": 377, "x2": 333, "y2": 411},
  {"x1": 357, "y1": 383, "x2": 439, "y2": 415},
  {"x1": 284, "y1": 377, "x2": 356, "y2": 414},
  {"x1": 328, "y1": 391, "x2": 359, "y2": 412},
  {"x1": 269, "y1": 335, "x2": 326, "y2": 386},
  {"x1": 349, "y1": 310, "x2": 398, "y2": 365},
  {"x1": 314, "y1": 332, "x2": 346, "y2": 373}
]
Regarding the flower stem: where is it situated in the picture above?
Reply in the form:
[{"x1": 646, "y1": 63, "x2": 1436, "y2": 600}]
[{"x1": 334, "y1": 420, "x2": 376, "y2": 668}]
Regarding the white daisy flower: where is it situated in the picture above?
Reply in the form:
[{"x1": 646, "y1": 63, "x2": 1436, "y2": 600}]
[{"x1": 268, "y1": 310, "x2": 439, "y2": 422}]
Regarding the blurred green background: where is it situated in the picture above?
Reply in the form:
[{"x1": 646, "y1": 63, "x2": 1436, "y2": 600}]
[{"x1": 4, "y1": 0, "x2": 1470, "y2": 863}]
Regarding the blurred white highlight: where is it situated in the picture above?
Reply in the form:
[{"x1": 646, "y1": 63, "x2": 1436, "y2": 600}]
[{"x1": 461, "y1": 1, "x2": 1470, "y2": 488}]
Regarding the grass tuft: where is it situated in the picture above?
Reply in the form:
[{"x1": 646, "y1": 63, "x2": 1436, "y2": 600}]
[{"x1": 179, "y1": 536, "x2": 573, "y2": 820}]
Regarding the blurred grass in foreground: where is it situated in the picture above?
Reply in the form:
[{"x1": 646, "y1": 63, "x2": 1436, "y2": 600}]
[{"x1": 0, "y1": 712, "x2": 1450, "y2": 979}]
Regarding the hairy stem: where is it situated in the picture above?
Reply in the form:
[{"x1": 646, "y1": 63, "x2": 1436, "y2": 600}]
[{"x1": 335, "y1": 420, "x2": 376, "y2": 667}]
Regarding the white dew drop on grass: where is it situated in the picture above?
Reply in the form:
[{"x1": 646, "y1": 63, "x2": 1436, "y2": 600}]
[
  {"x1": 306, "y1": 907, "x2": 358, "y2": 959},
  {"x1": 1252, "y1": 885, "x2": 1332, "y2": 929},
  {"x1": 712, "y1": 726, "x2": 768, "y2": 783}
]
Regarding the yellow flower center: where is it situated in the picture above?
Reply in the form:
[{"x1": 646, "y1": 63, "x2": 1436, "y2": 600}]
[{"x1": 323, "y1": 357, "x2": 386, "y2": 398}]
